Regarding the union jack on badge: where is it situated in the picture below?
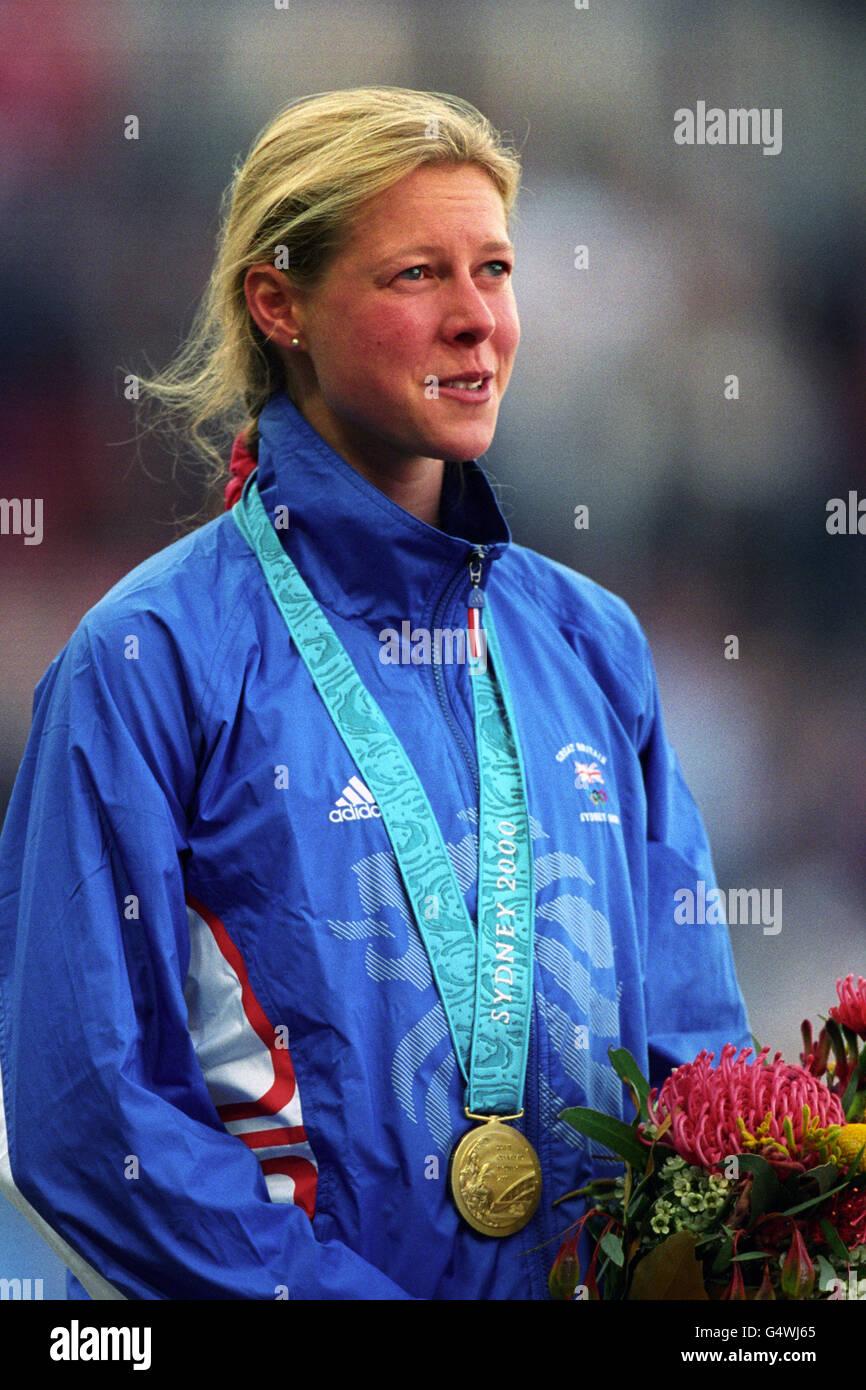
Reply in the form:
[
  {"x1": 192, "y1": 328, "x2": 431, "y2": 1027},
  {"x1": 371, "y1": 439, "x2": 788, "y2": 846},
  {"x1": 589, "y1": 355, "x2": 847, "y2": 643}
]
[{"x1": 574, "y1": 761, "x2": 603, "y2": 789}]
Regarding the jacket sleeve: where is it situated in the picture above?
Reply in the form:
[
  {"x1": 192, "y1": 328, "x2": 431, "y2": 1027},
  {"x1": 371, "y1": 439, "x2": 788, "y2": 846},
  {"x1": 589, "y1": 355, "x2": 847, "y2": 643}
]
[
  {"x1": 634, "y1": 636, "x2": 752, "y2": 1090},
  {"x1": 0, "y1": 618, "x2": 413, "y2": 1300}
]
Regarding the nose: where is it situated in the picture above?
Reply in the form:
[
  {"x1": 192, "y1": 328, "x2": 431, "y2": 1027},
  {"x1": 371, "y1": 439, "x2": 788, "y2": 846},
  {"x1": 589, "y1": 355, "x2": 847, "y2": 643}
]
[{"x1": 440, "y1": 269, "x2": 497, "y2": 343}]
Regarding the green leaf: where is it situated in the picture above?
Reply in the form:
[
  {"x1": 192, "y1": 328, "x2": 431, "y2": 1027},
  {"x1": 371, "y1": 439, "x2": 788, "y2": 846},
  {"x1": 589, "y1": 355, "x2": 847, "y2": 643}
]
[
  {"x1": 817, "y1": 1254, "x2": 839, "y2": 1293},
  {"x1": 736, "y1": 1153, "x2": 782, "y2": 1223},
  {"x1": 626, "y1": 1193, "x2": 650, "y2": 1221},
  {"x1": 819, "y1": 1217, "x2": 851, "y2": 1263},
  {"x1": 599, "y1": 1230, "x2": 625, "y2": 1268},
  {"x1": 559, "y1": 1107, "x2": 649, "y2": 1170},
  {"x1": 778, "y1": 1176, "x2": 851, "y2": 1220},
  {"x1": 842, "y1": 1046, "x2": 866, "y2": 1117},
  {"x1": 607, "y1": 1047, "x2": 651, "y2": 1120},
  {"x1": 627, "y1": 1231, "x2": 709, "y2": 1301},
  {"x1": 810, "y1": 1163, "x2": 842, "y2": 1196},
  {"x1": 597, "y1": 1252, "x2": 626, "y2": 1300},
  {"x1": 825, "y1": 1017, "x2": 849, "y2": 1071},
  {"x1": 709, "y1": 1235, "x2": 734, "y2": 1278},
  {"x1": 625, "y1": 1176, "x2": 655, "y2": 1214},
  {"x1": 624, "y1": 1149, "x2": 664, "y2": 1211},
  {"x1": 847, "y1": 1093, "x2": 866, "y2": 1124}
]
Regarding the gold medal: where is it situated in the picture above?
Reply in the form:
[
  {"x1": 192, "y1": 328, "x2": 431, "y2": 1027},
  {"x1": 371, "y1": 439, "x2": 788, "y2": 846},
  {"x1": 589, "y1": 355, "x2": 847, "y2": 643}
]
[{"x1": 450, "y1": 1115, "x2": 542, "y2": 1237}]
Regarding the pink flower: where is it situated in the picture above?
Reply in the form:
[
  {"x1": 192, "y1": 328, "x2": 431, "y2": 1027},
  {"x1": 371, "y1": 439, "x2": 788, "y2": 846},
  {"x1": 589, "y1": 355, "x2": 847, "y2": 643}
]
[
  {"x1": 644, "y1": 1045, "x2": 845, "y2": 1174},
  {"x1": 830, "y1": 975, "x2": 866, "y2": 1039}
]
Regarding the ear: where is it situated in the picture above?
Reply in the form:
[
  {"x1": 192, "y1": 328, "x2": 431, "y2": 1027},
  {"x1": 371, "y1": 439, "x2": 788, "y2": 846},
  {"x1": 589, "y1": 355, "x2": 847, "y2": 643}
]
[{"x1": 244, "y1": 264, "x2": 305, "y2": 351}]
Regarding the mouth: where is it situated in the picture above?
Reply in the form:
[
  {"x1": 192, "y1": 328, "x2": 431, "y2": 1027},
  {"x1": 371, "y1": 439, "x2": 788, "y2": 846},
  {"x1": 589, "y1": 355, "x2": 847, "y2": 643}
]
[
  {"x1": 438, "y1": 371, "x2": 493, "y2": 391},
  {"x1": 436, "y1": 371, "x2": 495, "y2": 401}
]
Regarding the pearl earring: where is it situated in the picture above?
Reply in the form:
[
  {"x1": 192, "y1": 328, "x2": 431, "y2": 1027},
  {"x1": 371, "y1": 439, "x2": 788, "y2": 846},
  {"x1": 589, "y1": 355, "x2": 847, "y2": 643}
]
[{"x1": 290, "y1": 337, "x2": 300, "y2": 347}]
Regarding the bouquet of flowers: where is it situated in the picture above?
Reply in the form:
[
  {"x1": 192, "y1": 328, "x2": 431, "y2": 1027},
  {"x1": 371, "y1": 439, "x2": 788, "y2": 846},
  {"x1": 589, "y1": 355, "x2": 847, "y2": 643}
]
[{"x1": 550, "y1": 975, "x2": 866, "y2": 1300}]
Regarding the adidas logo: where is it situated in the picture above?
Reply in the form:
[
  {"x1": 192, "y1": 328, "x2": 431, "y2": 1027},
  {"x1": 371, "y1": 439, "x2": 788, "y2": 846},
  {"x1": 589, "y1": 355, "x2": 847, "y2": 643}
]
[{"x1": 329, "y1": 776, "x2": 382, "y2": 824}]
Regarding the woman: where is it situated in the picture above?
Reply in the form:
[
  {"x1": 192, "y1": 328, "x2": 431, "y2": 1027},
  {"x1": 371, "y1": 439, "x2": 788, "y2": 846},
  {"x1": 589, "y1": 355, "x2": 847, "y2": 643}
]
[{"x1": 0, "y1": 86, "x2": 749, "y2": 1300}]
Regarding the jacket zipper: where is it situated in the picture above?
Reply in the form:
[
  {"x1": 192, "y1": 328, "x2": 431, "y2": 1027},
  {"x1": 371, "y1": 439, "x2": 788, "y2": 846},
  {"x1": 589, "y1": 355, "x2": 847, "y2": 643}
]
[{"x1": 430, "y1": 545, "x2": 489, "y2": 799}]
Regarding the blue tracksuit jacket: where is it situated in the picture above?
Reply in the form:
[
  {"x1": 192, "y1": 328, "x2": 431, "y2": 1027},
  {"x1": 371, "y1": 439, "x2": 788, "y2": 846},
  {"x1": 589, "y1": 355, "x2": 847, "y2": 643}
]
[{"x1": 0, "y1": 390, "x2": 749, "y2": 1299}]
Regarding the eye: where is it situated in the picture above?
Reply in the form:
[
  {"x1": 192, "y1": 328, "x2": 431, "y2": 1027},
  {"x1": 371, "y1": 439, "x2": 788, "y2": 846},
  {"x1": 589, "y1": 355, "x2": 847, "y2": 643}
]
[{"x1": 392, "y1": 259, "x2": 512, "y2": 284}]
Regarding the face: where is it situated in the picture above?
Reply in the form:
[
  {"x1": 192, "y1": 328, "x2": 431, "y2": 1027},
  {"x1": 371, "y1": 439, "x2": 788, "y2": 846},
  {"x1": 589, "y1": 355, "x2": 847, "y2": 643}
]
[{"x1": 289, "y1": 163, "x2": 520, "y2": 478}]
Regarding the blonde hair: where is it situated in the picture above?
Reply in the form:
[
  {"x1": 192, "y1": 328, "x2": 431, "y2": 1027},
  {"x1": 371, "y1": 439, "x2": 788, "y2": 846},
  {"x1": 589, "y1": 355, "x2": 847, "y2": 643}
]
[{"x1": 138, "y1": 86, "x2": 522, "y2": 483}]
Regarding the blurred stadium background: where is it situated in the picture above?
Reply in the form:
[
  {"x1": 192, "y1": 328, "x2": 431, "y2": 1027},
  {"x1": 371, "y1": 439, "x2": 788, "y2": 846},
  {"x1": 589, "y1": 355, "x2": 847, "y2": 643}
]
[{"x1": 1, "y1": 0, "x2": 864, "y2": 1294}]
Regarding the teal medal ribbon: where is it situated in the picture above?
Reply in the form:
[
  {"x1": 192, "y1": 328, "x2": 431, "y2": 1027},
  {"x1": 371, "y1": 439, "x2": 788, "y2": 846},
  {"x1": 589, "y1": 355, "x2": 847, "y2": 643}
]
[{"x1": 232, "y1": 475, "x2": 536, "y2": 1131}]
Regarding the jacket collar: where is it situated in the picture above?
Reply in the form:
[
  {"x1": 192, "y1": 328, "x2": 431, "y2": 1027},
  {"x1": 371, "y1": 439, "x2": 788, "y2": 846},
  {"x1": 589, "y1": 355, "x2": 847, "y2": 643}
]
[{"x1": 250, "y1": 391, "x2": 511, "y2": 626}]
